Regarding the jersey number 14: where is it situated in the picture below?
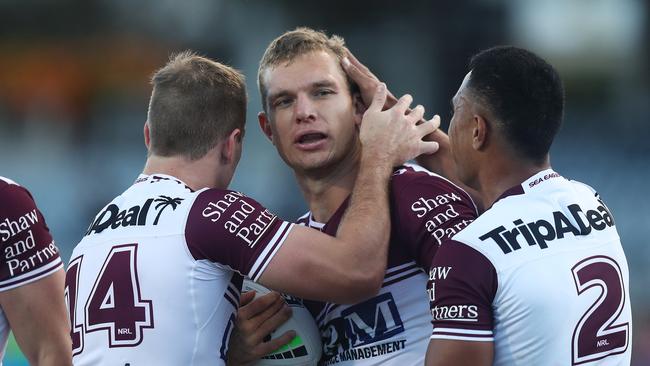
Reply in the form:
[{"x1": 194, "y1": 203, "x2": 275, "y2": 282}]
[{"x1": 65, "y1": 244, "x2": 154, "y2": 355}]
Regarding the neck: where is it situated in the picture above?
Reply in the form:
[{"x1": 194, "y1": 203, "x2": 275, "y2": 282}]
[
  {"x1": 295, "y1": 157, "x2": 359, "y2": 223},
  {"x1": 475, "y1": 152, "x2": 550, "y2": 209},
  {"x1": 142, "y1": 153, "x2": 224, "y2": 191}
]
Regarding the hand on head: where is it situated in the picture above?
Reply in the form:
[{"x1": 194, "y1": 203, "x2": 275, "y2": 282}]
[{"x1": 360, "y1": 83, "x2": 440, "y2": 167}]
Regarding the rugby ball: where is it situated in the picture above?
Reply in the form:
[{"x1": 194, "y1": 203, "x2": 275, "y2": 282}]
[{"x1": 243, "y1": 279, "x2": 322, "y2": 366}]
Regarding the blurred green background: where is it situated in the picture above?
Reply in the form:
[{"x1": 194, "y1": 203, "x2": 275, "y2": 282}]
[{"x1": 5, "y1": 334, "x2": 27, "y2": 366}]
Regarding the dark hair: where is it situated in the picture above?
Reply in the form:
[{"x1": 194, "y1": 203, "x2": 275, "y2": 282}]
[
  {"x1": 467, "y1": 46, "x2": 564, "y2": 162},
  {"x1": 147, "y1": 51, "x2": 247, "y2": 160}
]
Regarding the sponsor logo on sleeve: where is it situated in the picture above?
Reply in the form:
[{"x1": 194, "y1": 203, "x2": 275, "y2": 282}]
[
  {"x1": 479, "y1": 201, "x2": 615, "y2": 254},
  {"x1": 1, "y1": 209, "x2": 39, "y2": 242},
  {"x1": 430, "y1": 304, "x2": 479, "y2": 322},
  {"x1": 427, "y1": 266, "x2": 452, "y2": 302},
  {"x1": 1, "y1": 209, "x2": 59, "y2": 276},
  {"x1": 410, "y1": 193, "x2": 473, "y2": 244},
  {"x1": 201, "y1": 192, "x2": 277, "y2": 248},
  {"x1": 426, "y1": 266, "x2": 478, "y2": 322}
]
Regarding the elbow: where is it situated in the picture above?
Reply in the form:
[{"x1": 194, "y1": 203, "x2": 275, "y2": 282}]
[{"x1": 334, "y1": 269, "x2": 384, "y2": 304}]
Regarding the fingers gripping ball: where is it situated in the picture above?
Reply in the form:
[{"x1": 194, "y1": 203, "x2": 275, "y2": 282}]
[{"x1": 243, "y1": 279, "x2": 323, "y2": 366}]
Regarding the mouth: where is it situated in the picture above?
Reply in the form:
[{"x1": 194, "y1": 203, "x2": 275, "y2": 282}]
[{"x1": 294, "y1": 131, "x2": 328, "y2": 150}]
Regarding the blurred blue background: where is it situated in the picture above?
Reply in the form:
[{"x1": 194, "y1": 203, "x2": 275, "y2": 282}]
[{"x1": 1, "y1": 0, "x2": 648, "y2": 364}]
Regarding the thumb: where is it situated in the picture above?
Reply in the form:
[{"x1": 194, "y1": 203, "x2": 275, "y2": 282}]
[
  {"x1": 368, "y1": 83, "x2": 387, "y2": 113},
  {"x1": 239, "y1": 290, "x2": 256, "y2": 307}
]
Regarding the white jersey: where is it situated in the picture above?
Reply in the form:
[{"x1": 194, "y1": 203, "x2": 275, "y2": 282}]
[
  {"x1": 298, "y1": 165, "x2": 478, "y2": 365},
  {"x1": 67, "y1": 174, "x2": 294, "y2": 366},
  {"x1": 428, "y1": 169, "x2": 632, "y2": 365},
  {"x1": 0, "y1": 176, "x2": 63, "y2": 363}
]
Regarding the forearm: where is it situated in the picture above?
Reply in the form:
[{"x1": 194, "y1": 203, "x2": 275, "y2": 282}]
[
  {"x1": 336, "y1": 155, "x2": 392, "y2": 285},
  {"x1": 34, "y1": 346, "x2": 73, "y2": 366}
]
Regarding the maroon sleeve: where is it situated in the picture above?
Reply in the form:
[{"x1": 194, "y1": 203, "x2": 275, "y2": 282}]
[
  {"x1": 392, "y1": 172, "x2": 478, "y2": 271},
  {"x1": 428, "y1": 240, "x2": 496, "y2": 341},
  {"x1": 184, "y1": 189, "x2": 294, "y2": 281},
  {"x1": 0, "y1": 184, "x2": 63, "y2": 291}
]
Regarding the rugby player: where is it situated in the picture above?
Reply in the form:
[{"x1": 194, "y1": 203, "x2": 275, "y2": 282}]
[
  {"x1": 65, "y1": 51, "x2": 437, "y2": 365},
  {"x1": 229, "y1": 28, "x2": 478, "y2": 365},
  {"x1": 0, "y1": 177, "x2": 71, "y2": 365},
  {"x1": 425, "y1": 46, "x2": 632, "y2": 365}
]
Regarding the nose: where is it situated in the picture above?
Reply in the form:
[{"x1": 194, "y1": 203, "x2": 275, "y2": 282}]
[{"x1": 294, "y1": 93, "x2": 316, "y2": 124}]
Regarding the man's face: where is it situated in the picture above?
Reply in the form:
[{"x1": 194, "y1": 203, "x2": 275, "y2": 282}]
[
  {"x1": 260, "y1": 50, "x2": 362, "y2": 175},
  {"x1": 449, "y1": 71, "x2": 480, "y2": 188}
]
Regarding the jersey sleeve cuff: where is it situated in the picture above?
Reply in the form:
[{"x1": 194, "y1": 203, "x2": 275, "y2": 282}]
[
  {"x1": 0, "y1": 256, "x2": 63, "y2": 292},
  {"x1": 430, "y1": 327, "x2": 494, "y2": 342},
  {"x1": 248, "y1": 222, "x2": 294, "y2": 281}
]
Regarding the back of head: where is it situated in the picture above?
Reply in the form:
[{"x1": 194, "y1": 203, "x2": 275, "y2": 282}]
[
  {"x1": 147, "y1": 51, "x2": 247, "y2": 160},
  {"x1": 258, "y1": 27, "x2": 356, "y2": 112},
  {"x1": 467, "y1": 46, "x2": 565, "y2": 163}
]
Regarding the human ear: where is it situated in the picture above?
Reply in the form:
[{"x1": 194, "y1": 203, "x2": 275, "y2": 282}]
[
  {"x1": 258, "y1": 111, "x2": 275, "y2": 144},
  {"x1": 472, "y1": 115, "x2": 488, "y2": 151}
]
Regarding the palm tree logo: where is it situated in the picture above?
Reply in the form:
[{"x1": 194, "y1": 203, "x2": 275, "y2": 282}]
[{"x1": 153, "y1": 195, "x2": 184, "y2": 225}]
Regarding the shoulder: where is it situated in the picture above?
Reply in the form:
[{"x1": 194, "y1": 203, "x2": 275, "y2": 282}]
[
  {"x1": 0, "y1": 176, "x2": 19, "y2": 189},
  {"x1": 188, "y1": 188, "x2": 276, "y2": 225},
  {"x1": 0, "y1": 178, "x2": 38, "y2": 219},
  {"x1": 391, "y1": 164, "x2": 476, "y2": 209},
  {"x1": 185, "y1": 188, "x2": 280, "y2": 250},
  {"x1": 0, "y1": 177, "x2": 31, "y2": 201}
]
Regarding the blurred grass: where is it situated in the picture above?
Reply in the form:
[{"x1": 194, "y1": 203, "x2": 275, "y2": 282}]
[{"x1": 3, "y1": 333, "x2": 28, "y2": 366}]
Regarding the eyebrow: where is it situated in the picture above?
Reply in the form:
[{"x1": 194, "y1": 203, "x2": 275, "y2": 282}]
[
  {"x1": 267, "y1": 90, "x2": 291, "y2": 104},
  {"x1": 267, "y1": 79, "x2": 338, "y2": 103},
  {"x1": 312, "y1": 80, "x2": 337, "y2": 89}
]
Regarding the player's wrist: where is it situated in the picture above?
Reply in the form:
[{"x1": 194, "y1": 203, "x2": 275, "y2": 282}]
[{"x1": 358, "y1": 151, "x2": 393, "y2": 181}]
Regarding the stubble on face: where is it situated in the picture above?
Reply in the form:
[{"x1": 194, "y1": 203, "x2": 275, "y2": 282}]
[{"x1": 262, "y1": 51, "x2": 362, "y2": 177}]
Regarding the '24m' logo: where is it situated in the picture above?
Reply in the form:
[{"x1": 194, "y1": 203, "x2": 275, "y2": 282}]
[{"x1": 322, "y1": 293, "x2": 404, "y2": 358}]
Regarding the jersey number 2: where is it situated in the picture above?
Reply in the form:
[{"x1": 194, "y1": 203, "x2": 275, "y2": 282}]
[
  {"x1": 65, "y1": 244, "x2": 154, "y2": 354},
  {"x1": 571, "y1": 255, "x2": 629, "y2": 365}
]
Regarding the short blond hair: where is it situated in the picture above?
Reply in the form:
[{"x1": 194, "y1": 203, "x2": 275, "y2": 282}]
[
  {"x1": 147, "y1": 51, "x2": 247, "y2": 160},
  {"x1": 258, "y1": 27, "x2": 355, "y2": 112}
]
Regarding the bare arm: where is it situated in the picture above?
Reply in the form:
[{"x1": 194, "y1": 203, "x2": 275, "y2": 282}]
[
  {"x1": 0, "y1": 269, "x2": 72, "y2": 366},
  {"x1": 259, "y1": 85, "x2": 439, "y2": 304},
  {"x1": 426, "y1": 339, "x2": 493, "y2": 366}
]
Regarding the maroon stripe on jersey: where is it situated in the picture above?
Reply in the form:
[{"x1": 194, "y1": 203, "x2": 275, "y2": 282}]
[
  {"x1": 224, "y1": 292, "x2": 238, "y2": 309},
  {"x1": 225, "y1": 273, "x2": 243, "y2": 309},
  {"x1": 385, "y1": 263, "x2": 418, "y2": 277},
  {"x1": 431, "y1": 331, "x2": 493, "y2": 338},
  {"x1": 383, "y1": 268, "x2": 424, "y2": 288},
  {"x1": 227, "y1": 284, "x2": 239, "y2": 303},
  {"x1": 0, "y1": 260, "x2": 62, "y2": 290},
  {"x1": 249, "y1": 223, "x2": 291, "y2": 281}
]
